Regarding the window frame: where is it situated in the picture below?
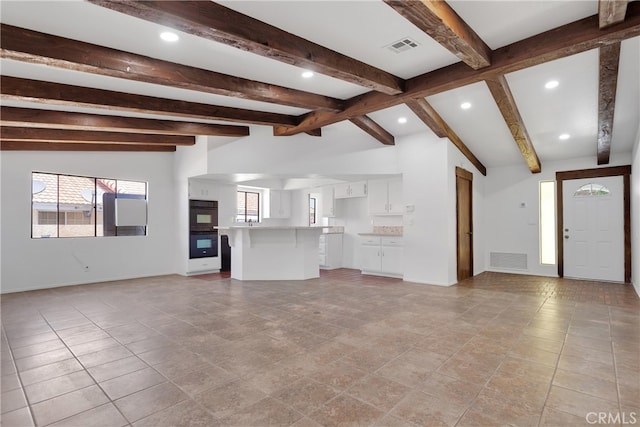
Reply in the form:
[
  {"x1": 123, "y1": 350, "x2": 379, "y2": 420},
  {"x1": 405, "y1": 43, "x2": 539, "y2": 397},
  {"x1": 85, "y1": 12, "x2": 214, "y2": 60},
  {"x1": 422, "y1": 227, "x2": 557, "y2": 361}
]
[
  {"x1": 236, "y1": 190, "x2": 260, "y2": 223},
  {"x1": 573, "y1": 183, "x2": 611, "y2": 197},
  {"x1": 31, "y1": 171, "x2": 148, "y2": 239},
  {"x1": 309, "y1": 196, "x2": 317, "y2": 225}
]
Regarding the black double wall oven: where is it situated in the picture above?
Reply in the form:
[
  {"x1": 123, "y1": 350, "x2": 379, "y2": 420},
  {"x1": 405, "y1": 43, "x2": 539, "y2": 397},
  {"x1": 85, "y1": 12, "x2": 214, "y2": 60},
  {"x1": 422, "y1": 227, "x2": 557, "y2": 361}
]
[{"x1": 189, "y1": 200, "x2": 218, "y2": 259}]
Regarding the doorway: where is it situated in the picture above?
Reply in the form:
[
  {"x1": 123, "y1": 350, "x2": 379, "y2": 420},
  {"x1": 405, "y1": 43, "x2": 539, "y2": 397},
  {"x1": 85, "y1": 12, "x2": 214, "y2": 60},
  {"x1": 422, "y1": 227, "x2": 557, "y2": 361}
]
[
  {"x1": 556, "y1": 166, "x2": 631, "y2": 283},
  {"x1": 456, "y1": 167, "x2": 473, "y2": 281},
  {"x1": 562, "y1": 176, "x2": 624, "y2": 282}
]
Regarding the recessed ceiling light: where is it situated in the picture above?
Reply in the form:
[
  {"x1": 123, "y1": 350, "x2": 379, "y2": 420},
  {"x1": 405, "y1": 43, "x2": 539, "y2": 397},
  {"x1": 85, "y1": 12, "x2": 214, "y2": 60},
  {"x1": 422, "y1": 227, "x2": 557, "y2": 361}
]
[
  {"x1": 460, "y1": 102, "x2": 472, "y2": 110},
  {"x1": 545, "y1": 80, "x2": 559, "y2": 89},
  {"x1": 559, "y1": 133, "x2": 570, "y2": 140},
  {"x1": 160, "y1": 31, "x2": 179, "y2": 42},
  {"x1": 301, "y1": 70, "x2": 314, "y2": 78},
  {"x1": 397, "y1": 117, "x2": 407, "y2": 124}
]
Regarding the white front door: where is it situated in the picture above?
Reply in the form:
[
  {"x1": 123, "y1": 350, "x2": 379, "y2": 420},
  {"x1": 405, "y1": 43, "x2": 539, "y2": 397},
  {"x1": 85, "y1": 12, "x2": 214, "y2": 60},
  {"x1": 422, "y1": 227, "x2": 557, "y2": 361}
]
[{"x1": 563, "y1": 175, "x2": 624, "y2": 282}]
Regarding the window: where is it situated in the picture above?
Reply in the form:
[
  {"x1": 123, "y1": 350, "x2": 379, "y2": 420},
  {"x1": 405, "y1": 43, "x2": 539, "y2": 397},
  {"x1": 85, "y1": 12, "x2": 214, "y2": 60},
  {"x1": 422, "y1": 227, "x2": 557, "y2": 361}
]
[
  {"x1": 539, "y1": 181, "x2": 556, "y2": 265},
  {"x1": 573, "y1": 183, "x2": 610, "y2": 197},
  {"x1": 236, "y1": 191, "x2": 260, "y2": 223},
  {"x1": 58, "y1": 175, "x2": 95, "y2": 237},
  {"x1": 309, "y1": 197, "x2": 317, "y2": 225},
  {"x1": 32, "y1": 172, "x2": 147, "y2": 238}
]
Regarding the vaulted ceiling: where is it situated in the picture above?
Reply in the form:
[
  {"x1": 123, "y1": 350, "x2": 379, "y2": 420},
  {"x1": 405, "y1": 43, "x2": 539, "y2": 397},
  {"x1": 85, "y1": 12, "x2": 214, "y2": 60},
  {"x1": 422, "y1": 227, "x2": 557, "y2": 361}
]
[{"x1": 1, "y1": 0, "x2": 639, "y2": 175}]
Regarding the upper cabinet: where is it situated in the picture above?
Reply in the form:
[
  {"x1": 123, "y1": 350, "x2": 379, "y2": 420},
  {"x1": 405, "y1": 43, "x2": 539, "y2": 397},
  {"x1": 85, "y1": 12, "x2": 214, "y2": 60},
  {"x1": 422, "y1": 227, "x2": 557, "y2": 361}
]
[
  {"x1": 334, "y1": 181, "x2": 367, "y2": 199},
  {"x1": 265, "y1": 189, "x2": 291, "y2": 219},
  {"x1": 368, "y1": 178, "x2": 402, "y2": 215},
  {"x1": 320, "y1": 185, "x2": 335, "y2": 217},
  {"x1": 387, "y1": 179, "x2": 403, "y2": 214}
]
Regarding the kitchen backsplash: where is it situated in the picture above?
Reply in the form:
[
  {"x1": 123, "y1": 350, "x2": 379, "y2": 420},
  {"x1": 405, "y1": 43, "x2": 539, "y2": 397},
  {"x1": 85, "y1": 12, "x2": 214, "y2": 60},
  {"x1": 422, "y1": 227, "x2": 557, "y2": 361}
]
[{"x1": 372, "y1": 226, "x2": 403, "y2": 235}]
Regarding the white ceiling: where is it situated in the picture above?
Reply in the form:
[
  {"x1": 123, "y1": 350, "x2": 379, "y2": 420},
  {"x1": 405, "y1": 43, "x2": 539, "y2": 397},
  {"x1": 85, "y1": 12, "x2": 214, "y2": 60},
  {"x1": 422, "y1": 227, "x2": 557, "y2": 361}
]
[{"x1": 1, "y1": 0, "x2": 638, "y2": 171}]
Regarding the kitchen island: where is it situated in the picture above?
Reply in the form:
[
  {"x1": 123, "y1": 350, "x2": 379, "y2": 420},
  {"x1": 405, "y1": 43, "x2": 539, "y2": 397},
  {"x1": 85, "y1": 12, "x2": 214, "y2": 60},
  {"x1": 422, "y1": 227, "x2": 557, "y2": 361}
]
[{"x1": 215, "y1": 226, "x2": 324, "y2": 280}]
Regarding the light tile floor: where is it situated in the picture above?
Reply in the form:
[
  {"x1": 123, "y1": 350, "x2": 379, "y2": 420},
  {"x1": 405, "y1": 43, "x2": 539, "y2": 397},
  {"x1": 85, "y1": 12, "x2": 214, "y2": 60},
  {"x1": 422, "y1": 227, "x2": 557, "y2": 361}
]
[{"x1": 1, "y1": 270, "x2": 638, "y2": 426}]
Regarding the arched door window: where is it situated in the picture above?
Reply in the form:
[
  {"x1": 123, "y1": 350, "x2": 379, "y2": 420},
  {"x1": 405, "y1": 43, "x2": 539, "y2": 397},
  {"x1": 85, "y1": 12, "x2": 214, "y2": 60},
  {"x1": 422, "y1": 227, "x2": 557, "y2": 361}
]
[{"x1": 573, "y1": 183, "x2": 610, "y2": 197}]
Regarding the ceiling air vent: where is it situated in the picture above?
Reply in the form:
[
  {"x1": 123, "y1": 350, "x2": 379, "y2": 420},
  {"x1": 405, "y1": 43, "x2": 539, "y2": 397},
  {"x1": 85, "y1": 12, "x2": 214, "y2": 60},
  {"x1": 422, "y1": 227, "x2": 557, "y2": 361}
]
[{"x1": 387, "y1": 37, "x2": 420, "y2": 54}]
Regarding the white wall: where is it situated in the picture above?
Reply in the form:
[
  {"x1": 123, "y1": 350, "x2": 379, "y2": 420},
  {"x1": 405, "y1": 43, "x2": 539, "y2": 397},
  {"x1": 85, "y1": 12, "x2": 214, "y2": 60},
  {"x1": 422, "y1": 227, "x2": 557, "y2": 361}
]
[
  {"x1": 206, "y1": 125, "x2": 400, "y2": 177},
  {"x1": 1, "y1": 150, "x2": 177, "y2": 293},
  {"x1": 484, "y1": 153, "x2": 634, "y2": 278},
  {"x1": 631, "y1": 124, "x2": 640, "y2": 296},
  {"x1": 174, "y1": 139, "x2": 209, "y2": 275},
  {"x1": 397, "y1": 134, "x2": 453, "y2": 285}
]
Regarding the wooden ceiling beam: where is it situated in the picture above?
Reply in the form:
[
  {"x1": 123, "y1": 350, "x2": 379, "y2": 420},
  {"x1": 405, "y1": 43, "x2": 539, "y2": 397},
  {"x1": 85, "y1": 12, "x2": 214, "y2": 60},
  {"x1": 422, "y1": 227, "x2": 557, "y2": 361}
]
[
  {"x1": 304, "y1": 129, "x2": 322, "y2": 137},
  {"x1": 405, "y1": 98, "x2": 447, "y2": 138},
  {"x1": 0, "y1": 127, "x2": 195, "y2": 146},
  {"x1": 274, "y1": 3, "x2": 640, "y2": 137},
  {"x1": 485, "y1": 76, "x2": 541, "y2": 174},
  {"x1": 348, "y1": 116, "x2": 395, "y2": 145},
  {"x1": 0, "y1": 76, "x2": 299, "y2": 127},
  {"x1": 0, "y1": 24, "x2": 342, "y2": 113},
  {"x1": 599, "y1": 0, "x2": 629, "y2": 28},
  {"x1": 406, "y1": 98, "x2": 487, "y2": 175},
  {"x1": 0, "y1": 107, "x2": 249, "y2": 137},
  {"x1": 383, "y1": 0, "x2": 491, "y2": 69},
  {"x1": 597, "y1": 42, "x2": 622, "y2": 165},
  {"x1": 87, "y1": 0, "x2": 405, "y2": 95},
  {"x1": 0, "y1": 141, "x2": 176, "y2": 152}
]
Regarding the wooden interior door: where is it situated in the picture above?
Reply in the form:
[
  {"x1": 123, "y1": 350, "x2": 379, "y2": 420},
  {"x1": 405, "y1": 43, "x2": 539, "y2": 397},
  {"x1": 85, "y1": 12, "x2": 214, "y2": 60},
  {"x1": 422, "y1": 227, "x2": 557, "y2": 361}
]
[{"x1": 456, "y1": 167, "x2": 473, "y2": 281}]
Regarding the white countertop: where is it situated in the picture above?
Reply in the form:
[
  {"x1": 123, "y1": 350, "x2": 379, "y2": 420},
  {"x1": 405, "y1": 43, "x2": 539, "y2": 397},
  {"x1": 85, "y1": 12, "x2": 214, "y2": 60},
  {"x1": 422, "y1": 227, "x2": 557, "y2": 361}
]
[
  {"x1": 216, "y1": 226, "x2": 342, "y2": 233},
  {"x1": 358, "y1": 232, "x2": 403, "y2": 237},
  {"x1": 216, "y1": 226, "x2": 321, "y2": 230}
]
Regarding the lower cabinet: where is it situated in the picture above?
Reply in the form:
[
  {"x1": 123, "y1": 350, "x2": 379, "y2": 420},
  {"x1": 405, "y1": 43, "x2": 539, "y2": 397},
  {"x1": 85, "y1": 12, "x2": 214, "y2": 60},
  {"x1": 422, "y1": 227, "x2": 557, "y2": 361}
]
[
  {"x1": 360, "y1": 236, "x2": 403, "y2": 277},
  {"x1": 187, "y1": 256, "x2": 221, "y2": 274},
  {"x1": 360, "y1": 244, "x2": 382, "y2": 272},
  {"x1": 381, "y1": 243, "x2": 403, "y2": 275}
]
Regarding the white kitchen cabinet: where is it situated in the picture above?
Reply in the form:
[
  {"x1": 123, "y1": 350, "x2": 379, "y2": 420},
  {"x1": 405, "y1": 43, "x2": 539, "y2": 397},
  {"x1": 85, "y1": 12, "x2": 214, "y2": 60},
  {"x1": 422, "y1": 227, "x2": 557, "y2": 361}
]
[
  {"x1": 319, "y1": 233, "x2": 343, "y2": 269},
  {"x1": 367, "y1": 180, "x2": 388, "y2": 214},
  {"x1": 360, "y1": 244, "x2": 381, "y2": 272},
  {"x1": 266, "y1": 189, "x2": 291, "y2": 218},
  {"x1": 367, "y1": 178, "x2": 402, "y2": 215},
  {"x1": 334, "y1": 181, "x2": 367, "y2": 199},
  {"x1": 320, "y1": 185, "x2": 335, "y2": 217},
  {"x1": 387, "y1": 178, "x2": 403, "y2": 214},
  {"x1": 360, "y1": 235, "x2": 403, "y2": 277},
  {"x1": 380, "y1": 237, "x2": 403, "y2": 275},
  {"x1": 187, "y1": 256, "x2": 221, "y2": 275}
]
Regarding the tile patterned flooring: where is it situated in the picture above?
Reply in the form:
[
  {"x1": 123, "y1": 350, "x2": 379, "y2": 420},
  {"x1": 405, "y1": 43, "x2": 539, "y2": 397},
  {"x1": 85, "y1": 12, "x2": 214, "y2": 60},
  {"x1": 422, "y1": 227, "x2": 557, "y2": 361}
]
[{"x1": 1, "y1": 269, "x2": 638, "y2": 426}]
